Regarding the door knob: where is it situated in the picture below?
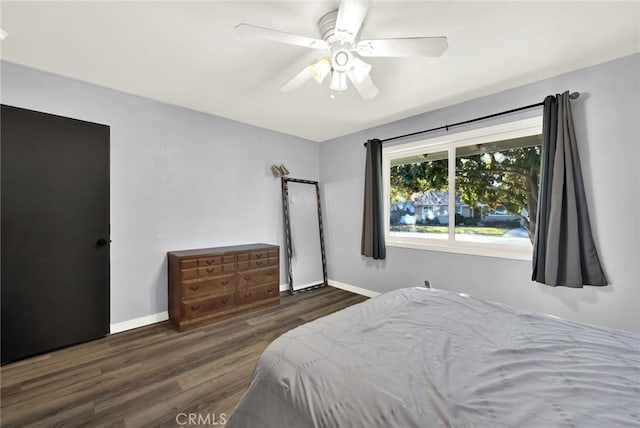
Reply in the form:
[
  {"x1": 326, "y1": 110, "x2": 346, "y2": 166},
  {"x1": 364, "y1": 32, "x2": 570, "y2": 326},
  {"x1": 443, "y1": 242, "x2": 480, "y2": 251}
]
[{"x1": 96, "y1": 238, "x2": 111, "y2": 247}]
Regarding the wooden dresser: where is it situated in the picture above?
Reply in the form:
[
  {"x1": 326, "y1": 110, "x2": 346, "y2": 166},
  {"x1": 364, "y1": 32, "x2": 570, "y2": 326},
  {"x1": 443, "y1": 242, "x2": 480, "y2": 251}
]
[{"x1": 167, "y1": 243, "x2": 280, "y2": 331}]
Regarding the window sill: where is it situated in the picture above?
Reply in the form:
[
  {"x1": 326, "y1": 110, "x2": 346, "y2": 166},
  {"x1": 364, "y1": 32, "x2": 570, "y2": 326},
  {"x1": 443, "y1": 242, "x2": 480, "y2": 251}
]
[{"x1": 386, "y1": 236, "x2": 533, "y2": 261}]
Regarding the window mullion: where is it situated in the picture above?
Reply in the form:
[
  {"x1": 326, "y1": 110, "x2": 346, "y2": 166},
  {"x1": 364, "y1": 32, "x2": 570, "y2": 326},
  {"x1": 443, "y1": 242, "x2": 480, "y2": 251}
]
[{"x1": 448, "y1": 146, "x2": 455, "y2": 242}]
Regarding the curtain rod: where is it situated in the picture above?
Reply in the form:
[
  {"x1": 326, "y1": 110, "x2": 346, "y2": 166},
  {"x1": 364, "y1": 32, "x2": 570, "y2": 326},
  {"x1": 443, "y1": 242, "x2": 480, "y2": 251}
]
[{"x1": 364, "y1": 91, "x2": 580, "y2": 146}]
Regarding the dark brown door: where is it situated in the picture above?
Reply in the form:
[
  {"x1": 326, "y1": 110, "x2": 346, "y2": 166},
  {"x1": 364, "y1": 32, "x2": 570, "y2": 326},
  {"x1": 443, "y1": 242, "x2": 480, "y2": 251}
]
[{"x1": 1, "y1": 105, "x2": 110, "y2": 364}]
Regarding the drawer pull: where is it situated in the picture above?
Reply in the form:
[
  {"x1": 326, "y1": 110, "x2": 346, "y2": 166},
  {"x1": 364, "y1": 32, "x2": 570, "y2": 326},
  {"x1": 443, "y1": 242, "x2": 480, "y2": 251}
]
[
  {"x1": 256, "y1": 253, "x2": 263, "y2": 258},
  {"x1": 244, "y1": 276, "x2": 251, "y2": 281},
  {"x1": 206, "y1": 268, "x2": 215, "y2": 273},
  {"x1": 221, "y1": 280, "x2": 229, "y2": 285},
  {"x1": 267, "y1": 272, "x2": 273, "y2": 276},
  {"x1": 190, "y1": 286, "x2": 200, "y2": 291},
  {"x1": 244, "y1": 292, "x2": 251, "y2": 298},
  {"x1": 267, "y1": 288, "x2": 274, "y2": 293},
  {"x1": 206, "y1": 260, "x2": 215, "y2": 265},
  {"x1": 256, "y1": 260, "x2": 263, "y2": 266},
  {"x1": 221, "y1": 297, "x2": 229, "y2": 304},
  {"x1": 191, "y1": 305, "x2": 200, "y2": 311}
]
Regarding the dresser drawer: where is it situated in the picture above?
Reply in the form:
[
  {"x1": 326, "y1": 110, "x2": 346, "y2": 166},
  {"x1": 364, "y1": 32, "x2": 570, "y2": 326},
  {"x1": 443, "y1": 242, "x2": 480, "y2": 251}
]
[
  {"x1": 197, "y1": 262, "x2": 235, "y2": 278},
  {"x1": 237, "y1": 257, "x2": 278, "y2": 271},
  {"x1": 236, "y1": 284, "x2": 279, "y2": 306},
  {"x1": 237, "y1": 251, "x2": 270, "y2": 262},
  {"x1": 182, "y1": 293, "x2": 235, "y2": 318},
  {"x1": 239, "y1": 267, "x2": 278, "y2": 287},
  {"x1": 251, "y1": 251, "x2": 268, "y2": 261},
  {"x1": 197, "y1": 255, "x2": 236, "y2": 267},
  {"x1": 182, "y1": 274, "x2": 235, "y2": 299},
  {"x1": 181, "y1": 268, "x2": 199, "y2": 280},
  {"x1": 197, "y1": 256, "x2": 222, "y2": 267},
  {"x1": 180, "y1": 259, "x2": 198, "y2": 269}
]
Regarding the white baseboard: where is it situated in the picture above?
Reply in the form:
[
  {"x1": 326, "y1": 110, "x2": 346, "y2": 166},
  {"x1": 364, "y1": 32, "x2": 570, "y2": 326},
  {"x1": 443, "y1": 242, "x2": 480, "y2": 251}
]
[
  {"x1": 109, "y1": 282, "x2": 376, "y2": 334},
  {"x1": 328, "y1": 279, "x2": 381, "y2": 298},
  {"x1": 111, "y1": 284, "x2": 288, "y2": 334},
  {"x1": 110, "y1": 311, "x2": 168, "y2": 334}
]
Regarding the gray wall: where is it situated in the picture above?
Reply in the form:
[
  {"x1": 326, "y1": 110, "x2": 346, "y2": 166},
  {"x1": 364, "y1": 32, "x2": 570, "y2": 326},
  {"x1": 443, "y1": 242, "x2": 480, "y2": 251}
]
[
  {"x1": 320, "y1": 54, "x2": 640, "y2": 332},
  {"x1": 3, "y1": 55, "x2": 638, "y2": 332},
  {"x1": 1, "y1": 61, "x2": 319, "y2": 325}
]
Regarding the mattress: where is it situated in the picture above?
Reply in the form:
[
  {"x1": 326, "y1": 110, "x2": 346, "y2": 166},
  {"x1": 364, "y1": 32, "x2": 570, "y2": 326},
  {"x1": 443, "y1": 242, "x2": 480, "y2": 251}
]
[{"x1": 227, "y1": 287, "x2": 640, "y2": 428}]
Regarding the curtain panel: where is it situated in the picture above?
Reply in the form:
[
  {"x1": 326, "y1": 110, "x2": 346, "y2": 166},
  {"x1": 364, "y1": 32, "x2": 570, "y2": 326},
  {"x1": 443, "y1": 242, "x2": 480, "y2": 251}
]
[
  {"x1": 361, "y1": 138, "x2": 386, "y2": 260},
  {"x1": 532, "y1": 91, "x2": 607, "y2": 287}
]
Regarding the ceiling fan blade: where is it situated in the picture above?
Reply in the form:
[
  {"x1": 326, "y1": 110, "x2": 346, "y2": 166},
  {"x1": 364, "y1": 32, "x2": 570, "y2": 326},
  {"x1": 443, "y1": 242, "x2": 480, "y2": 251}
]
[
  {"x1": 236, "y1": 23, "x2": 329, "y2": 50},
  {"x1": 355, "y1": 37, "x2": 448, "y2": 57},
  {"x1": 347, "y1": 58, "x2": 379, "y2": 100},
  {"x1": 335, "y1": 0, "x2": 369, "y2": 44},
  {"x1": 280, "y1": 67, "x2": 313, "y2": 92},
  {"x1": 281, "y1": 58, "x2": 331, "y2": 92},
  {"x1": 347, "y1": 72, "x2": 379, "y2": 100}
]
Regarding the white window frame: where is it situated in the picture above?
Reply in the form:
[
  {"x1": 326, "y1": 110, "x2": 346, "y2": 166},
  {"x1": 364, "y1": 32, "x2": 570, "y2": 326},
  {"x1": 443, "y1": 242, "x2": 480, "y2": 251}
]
[{"x1": 383, "y1": 116, "x2": 543, "y2": 261}]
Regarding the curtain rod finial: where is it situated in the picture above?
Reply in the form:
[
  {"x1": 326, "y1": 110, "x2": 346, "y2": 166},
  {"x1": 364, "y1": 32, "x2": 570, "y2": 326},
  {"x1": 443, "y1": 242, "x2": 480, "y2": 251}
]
[{"x1": 570, "y1": 91, "x2": 580, "y2": 100}]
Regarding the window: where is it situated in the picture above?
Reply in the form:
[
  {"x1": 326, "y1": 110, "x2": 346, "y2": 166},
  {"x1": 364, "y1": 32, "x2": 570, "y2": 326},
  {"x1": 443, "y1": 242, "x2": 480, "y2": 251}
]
[{"x1": 383, "y1": 117, "x2": 542, "y2": 260}]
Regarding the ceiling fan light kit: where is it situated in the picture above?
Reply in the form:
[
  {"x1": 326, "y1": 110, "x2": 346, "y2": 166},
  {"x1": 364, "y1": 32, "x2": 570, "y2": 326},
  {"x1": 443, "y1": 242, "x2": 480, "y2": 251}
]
[
  {"x1": 330, "y1": 71, "x2": 347, "y2": 92},
  {"x1": 236, "y1": 0, "x2": 448, "y2": 100},
  {"x1": 308, "y1": 58, "x2": 332, "y2": 84}
]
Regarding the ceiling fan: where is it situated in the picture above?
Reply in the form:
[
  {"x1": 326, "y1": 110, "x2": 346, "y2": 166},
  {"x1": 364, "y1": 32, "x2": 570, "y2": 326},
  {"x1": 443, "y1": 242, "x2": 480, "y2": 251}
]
[{"x1": 236, "y1": 1, "x2": 448, "y2": 100}]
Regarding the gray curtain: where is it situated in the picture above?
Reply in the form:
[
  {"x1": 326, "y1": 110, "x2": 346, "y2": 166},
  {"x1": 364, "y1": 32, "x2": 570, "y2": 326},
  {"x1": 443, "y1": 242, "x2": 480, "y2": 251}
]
[
  {"x1": 532, "y1": 91, "x2": 606, "y2": 287},
  {"x1": 361, "y1": 138, "x2": 386, "y2": 259}
]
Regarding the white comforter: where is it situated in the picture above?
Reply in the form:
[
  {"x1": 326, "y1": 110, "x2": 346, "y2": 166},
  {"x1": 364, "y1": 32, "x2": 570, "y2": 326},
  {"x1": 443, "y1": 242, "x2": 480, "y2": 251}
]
[{"x1": 228, "y1": 287, "x2": 640, "y2": 428}]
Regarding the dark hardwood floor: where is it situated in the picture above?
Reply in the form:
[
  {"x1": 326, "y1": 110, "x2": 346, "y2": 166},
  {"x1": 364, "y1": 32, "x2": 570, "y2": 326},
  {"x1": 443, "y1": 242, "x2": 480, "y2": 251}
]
[{"x1": 0, "y1": 286, "x2": 368, "y2": 427}]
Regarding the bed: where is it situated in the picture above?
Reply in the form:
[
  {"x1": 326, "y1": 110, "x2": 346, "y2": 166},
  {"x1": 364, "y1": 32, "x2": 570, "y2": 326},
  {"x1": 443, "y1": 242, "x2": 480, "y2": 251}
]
[{"x1": 227, "y1": 287, "x2": 640, "y2": 427}]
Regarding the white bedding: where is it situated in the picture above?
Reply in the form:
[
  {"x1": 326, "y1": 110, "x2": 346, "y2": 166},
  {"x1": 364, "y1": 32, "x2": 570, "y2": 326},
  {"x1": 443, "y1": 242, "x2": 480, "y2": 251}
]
[{"x1": 228, "y1": 287, "x2": 640, "y2": 427}]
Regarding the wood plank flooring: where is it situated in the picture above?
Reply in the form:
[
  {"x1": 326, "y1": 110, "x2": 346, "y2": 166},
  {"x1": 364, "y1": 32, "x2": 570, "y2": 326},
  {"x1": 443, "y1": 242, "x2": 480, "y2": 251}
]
[{"x1": 0, "y1": 286, "x2": 368, "y2": 427}]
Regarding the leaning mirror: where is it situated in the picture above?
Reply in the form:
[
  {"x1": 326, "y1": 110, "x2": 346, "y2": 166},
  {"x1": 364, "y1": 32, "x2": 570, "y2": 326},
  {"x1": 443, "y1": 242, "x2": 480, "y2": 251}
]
[{"x1": 281, "y1": 178, "x2": 327, "y2": 294}]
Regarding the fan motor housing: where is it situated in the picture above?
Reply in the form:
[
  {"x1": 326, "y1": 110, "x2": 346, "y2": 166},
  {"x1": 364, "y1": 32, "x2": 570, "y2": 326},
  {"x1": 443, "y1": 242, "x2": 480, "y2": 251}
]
[
  {"x1": 318, "y1": 10, "x2": 339, "y2": 46},
  {"x1": 331, "y1": 48, "x2": 352, "y2": 72},
  {"x1": 320, "y1": 9, "x2": 353, "y2": 71}
]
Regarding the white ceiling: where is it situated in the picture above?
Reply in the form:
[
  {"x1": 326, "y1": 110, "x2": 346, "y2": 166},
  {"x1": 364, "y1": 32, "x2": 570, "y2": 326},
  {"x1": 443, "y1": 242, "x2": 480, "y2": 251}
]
[{"x1": 1, "y1": 1, "x2": 638, "y2": 142}]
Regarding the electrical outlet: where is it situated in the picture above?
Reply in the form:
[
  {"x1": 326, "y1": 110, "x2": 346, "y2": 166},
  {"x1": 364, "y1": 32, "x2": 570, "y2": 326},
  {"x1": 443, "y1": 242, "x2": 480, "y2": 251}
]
[{"x1": 424, "y1": 280, "x2": 431, "y2": 288}]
